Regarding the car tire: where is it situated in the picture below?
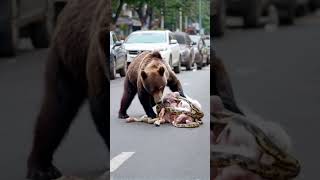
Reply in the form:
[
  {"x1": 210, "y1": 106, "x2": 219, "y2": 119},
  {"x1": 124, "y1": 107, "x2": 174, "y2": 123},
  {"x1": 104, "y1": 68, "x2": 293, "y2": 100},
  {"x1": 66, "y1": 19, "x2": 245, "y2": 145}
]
[
  {"x1": 0, "y1": 20, "x2": 18, "y2": 56},
  {"x1": 119, "y1": 58, "x2": 127, "y2": 77},
  {"x1": 279, "y1": 0, "x2": 295, "y2": 25},
  {"x1": 30, "y1": 18, "x2": 52, "y2": 48},
  {"x1": 197, "y1": 55, "x2": 203, "y2": 70},
  {"x1": 212, "y1": 0, "x2": 226, "y2": 37},
  {"x1": 186, "y1": 55, "x2": 193, "y2": 71},
  {"x1": 110, "y1": 57, "x2": 116, "y2": 80},
  {"x1": 243, "y1": 0, "x2": 262, "y2": 28},
  {"x1": 174, "y1": 55, "x2": 182, "y2": 74}
]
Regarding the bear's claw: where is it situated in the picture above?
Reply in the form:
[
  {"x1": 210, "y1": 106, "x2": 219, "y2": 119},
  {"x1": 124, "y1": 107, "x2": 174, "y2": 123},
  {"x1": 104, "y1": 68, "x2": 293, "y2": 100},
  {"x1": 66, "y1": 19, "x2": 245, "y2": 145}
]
[{"x1": 118, "y1": 112, "x2": 129, "y2": 119}]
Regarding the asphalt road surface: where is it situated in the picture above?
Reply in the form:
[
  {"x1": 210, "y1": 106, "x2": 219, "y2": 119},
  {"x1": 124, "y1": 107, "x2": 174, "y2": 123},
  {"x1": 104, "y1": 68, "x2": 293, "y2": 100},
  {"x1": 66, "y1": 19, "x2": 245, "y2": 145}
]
[
  {"x1": 215, "y1": 11, "x2": 320, "y2": 180},
  {"x1": 0, "y1": 44, "x2": 107, "y2": 179},
  {"x1": 110, "y1": 66, "x2": 210, "y2": 180}
]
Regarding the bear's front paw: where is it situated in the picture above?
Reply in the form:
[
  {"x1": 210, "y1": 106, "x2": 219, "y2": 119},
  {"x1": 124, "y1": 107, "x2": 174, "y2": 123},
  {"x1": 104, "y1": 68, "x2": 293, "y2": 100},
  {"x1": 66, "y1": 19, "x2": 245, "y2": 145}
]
[
  {"x1": 27, "y1": 164, "x2": 62, "y2": 180},
  {"x1": 118, "y1": 112, "x2": 129, "y2": 119}
]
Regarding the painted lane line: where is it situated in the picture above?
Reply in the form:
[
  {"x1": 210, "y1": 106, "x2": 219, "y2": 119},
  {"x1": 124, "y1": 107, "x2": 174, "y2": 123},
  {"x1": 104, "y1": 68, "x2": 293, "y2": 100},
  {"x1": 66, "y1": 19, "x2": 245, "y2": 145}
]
[{"x1": 110, "y1": 152, "x2": 135, "y2": 173}]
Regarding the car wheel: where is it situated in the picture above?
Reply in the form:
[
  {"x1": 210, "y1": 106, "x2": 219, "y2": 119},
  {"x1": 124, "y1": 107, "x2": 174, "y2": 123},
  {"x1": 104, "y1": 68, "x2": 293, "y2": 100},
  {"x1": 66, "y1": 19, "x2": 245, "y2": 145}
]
[
  {"x1": 119, "y1": 58, "x2": 127, "y2": 77},
  {"x1": 279, "y1": 0, "x2": 295, "y2": 25},
  {"x1": 30, "y1": 17, "x2": 53, "y2": 48},
  {"x1": 174, "y1": 55, "x2": 182, "y2": 74},
  {"x1": 243, "y1": 0, "x2": 262, "y2": 28},
  {"x1": 186, "y1": 55, "x2": 192, "y2": 71},
  {"x1": 212, "y1": 0, "x2": 226, "y2": 37},
  {"x1": 0, "y1": 20, "x2": 18, "y2": 56},
  {"x1": 197, "y1": 54, "x2": 203, "y2": 70},
  {"x1": 110, "y1": 57, "x2": 116, "y2": 80}
]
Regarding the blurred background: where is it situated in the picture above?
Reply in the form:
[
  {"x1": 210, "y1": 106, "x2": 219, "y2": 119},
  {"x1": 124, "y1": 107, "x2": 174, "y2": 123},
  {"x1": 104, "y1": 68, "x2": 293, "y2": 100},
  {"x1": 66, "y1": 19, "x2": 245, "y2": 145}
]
[
  {"x1": 111, "y1": 0, "x2": 210, "y2": 39},
  {"x1": 211, "y1": 0, "x2": 320, "y2": 179}
]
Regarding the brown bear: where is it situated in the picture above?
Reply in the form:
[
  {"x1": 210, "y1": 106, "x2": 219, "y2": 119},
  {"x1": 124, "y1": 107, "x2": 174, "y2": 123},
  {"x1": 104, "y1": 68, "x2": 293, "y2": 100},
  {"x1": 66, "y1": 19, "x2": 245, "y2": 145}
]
[
  {"x1": 119, "y1": 51, "x2": 185, "y2": 119},
  {"x1": 26, "y1": 0, "x2": 110, "y2": 180},
  {"x1": 212, "y1": 56, "x2": 243, "y2": 115}
]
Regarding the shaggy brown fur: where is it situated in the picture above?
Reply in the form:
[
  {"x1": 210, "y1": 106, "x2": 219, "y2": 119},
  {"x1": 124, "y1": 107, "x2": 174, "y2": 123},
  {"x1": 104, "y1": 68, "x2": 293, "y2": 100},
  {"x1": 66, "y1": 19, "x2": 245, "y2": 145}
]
[
  {"x1": 27, "y1": 0, "x2": 110, "y2": 179},
  {"x1": 212, "y1": 56, "x2": 243, "y2": 115},
  {"x1": 119, "y1": 51, "x2": 185, "y2": 119}
]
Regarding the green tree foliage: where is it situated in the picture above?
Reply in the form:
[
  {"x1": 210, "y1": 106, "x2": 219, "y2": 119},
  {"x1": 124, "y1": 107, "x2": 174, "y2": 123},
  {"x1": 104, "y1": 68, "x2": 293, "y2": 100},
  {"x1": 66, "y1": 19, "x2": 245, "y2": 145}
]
[{"x1": 112, "y1": 0, "x2": 210, "y2": 34}]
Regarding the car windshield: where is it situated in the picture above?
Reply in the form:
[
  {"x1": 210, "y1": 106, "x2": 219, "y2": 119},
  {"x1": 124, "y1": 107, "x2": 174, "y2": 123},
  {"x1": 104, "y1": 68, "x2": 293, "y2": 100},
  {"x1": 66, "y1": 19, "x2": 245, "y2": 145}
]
[
  {"x1": 174, "y1": 34, "x2": 186, "y2": 44},
  {"x1": 126, "y1": 32, "x2": 166, "y2": 43},
  {"x1": 190, "y1": 35, "x2": 200, "y2": 44}
]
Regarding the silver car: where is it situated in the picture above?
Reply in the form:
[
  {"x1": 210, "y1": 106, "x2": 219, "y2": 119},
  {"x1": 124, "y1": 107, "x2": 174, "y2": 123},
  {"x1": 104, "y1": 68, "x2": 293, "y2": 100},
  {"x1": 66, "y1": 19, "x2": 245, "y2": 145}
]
[{"x1": 173, "y1": 32, "x2": 196, "y2": 71}]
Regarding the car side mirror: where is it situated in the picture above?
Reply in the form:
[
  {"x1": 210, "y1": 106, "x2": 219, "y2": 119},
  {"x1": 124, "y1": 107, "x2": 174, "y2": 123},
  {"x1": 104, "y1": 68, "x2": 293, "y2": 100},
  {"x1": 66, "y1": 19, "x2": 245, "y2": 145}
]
[{"x1": 170, "y1": 39, "x2": 178, "y2": 44}]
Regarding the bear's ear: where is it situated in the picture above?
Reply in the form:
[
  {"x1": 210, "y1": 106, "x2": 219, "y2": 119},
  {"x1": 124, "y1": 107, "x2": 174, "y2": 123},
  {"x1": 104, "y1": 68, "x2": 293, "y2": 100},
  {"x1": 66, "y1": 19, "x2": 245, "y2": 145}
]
[
  {"x1": 158, "y1": 66, "x2": 165, "y2": 76},
  {"x1": 141, "y1": 70, "x2": 148, "y2": 79},
  {"x1": 151, "y1": 51, "x2": 162, "y2": 59}
]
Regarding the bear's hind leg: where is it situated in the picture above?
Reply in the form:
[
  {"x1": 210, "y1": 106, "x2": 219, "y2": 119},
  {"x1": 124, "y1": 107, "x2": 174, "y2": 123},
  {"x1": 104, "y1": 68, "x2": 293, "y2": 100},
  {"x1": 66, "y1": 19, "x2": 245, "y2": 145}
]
[
  {"x1": 89, "y1": 90, "x2": 109, "y2": 150},
  {"x1": 27, "y1": 56, "x2": 86, "y2": 180},
  {"x1": 119, "y1": 77, "x2": 137, "y2": 118}
]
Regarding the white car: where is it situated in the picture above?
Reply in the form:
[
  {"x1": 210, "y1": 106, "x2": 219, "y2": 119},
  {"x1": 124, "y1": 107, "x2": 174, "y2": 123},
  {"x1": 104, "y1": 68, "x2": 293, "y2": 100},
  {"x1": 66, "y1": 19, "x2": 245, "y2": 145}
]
[{"x1": 123, "y1": 30, "x2": 181, "y2": 73}]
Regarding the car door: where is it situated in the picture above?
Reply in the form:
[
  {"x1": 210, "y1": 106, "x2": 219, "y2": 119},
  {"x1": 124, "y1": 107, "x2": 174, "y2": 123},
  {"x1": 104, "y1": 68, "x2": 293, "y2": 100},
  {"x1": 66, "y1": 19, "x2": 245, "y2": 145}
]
[
  {"x1": 112, "y1": 33, "x2": 120, "y2": 69},
  {"x1": 169, "y1": 32, "x2": 180, "y2": 64},
  {"x1": 201, "y1": 38, "x2": 208, "y2": 59},
  {"x1": 186, "y1": 35, "x2": 195, "y2": 60},
  {"x1": 112, "y1": 33, "x2": 126, "y2": 69}
]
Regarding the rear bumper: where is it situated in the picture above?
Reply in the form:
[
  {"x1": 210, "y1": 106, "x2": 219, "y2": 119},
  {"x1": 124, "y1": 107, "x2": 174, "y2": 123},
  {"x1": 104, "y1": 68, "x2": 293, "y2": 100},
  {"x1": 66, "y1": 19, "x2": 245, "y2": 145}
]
[{"x1": 180, "y1": 50, "x2": 191, "y2": 65}]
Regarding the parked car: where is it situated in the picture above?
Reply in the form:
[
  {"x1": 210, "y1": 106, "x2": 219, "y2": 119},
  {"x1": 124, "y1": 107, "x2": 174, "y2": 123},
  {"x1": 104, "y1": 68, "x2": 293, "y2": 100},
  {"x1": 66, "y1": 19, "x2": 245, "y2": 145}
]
[
  {"x1": 272, "y1": 0, "x2": 312, "y2": 24},
  {"x1": 212, "y1": 0, "x2": 226, "y2": 36},
  {"x1": 189, "y1": 35, "x2": 210, "y2": 70},
  {"x1": 226, "y1": 0, "x2": 278, "y2": 27},
  {"x1": 173, "y1": 32, "x2": 196, "y2": 71},
  {"x1": 123, "y1": 30, "x2": 181, "y2": 73},
  {"x1": 110, "y1": 31, "x2": 127, "y2": 80},
  {"x1": 0, "y1": 0, "x2": 56, "y2": 56},
  {"x1": 272, "y1": 0, "x2": 296, "y2": 24},
  {"x1": 189, "y1": 35, "x2": 200, "y2": 68}
]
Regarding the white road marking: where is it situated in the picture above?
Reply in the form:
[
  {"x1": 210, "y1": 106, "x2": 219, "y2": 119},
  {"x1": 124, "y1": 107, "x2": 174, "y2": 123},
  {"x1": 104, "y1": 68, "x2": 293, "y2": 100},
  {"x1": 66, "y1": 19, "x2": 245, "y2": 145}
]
[{"x1": 110, "y1": 152, "x2": 135, "y2": 173}]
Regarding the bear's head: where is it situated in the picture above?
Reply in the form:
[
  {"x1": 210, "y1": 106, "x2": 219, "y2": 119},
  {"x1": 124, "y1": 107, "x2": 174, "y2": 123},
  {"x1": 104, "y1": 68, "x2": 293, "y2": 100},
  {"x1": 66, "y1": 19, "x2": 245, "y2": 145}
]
[{"x1": 140, "y1": 52, "x2": 168, "y2": 104}]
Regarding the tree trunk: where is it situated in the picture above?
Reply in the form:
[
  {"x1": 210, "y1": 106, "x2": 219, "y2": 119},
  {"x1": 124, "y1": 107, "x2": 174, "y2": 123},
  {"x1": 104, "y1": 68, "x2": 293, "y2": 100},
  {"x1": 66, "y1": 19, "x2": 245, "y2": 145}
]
[
  {"x1": 113, "y1": 0, "x2": 124, "y2": 24},
  {"x1": 147, "y1": 6, "x2": 153, "y2": 29}
]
